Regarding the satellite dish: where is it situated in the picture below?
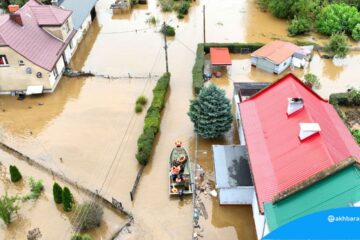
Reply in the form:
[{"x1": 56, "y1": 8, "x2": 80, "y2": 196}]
[
  {"x1": 26, "y1": 67, "x2": 32, "y2": 74},
  {"x1": 36, "y1": 72, "x2": 42, "y2": 78}
]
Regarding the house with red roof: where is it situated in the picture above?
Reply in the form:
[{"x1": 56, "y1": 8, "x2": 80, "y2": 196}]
[
  {"x1": 235, "y1": 73, "x2": 360, "y2": 239},
  {"x1": 251, "y1": 40, "x2": 307, "y2": 74},
  {"x1": 0, "y1": 0, "x2": 76, "y2": 95}
]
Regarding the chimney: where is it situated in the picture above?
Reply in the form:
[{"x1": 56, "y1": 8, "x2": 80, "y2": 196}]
[
  {"x1": 10, "y1": 13, "x2": 23, "y2": 26},
  {"x1": 299, "y1": 123, "x2": 321, "y2": 141},
  {"x1": 51, "y1": 0, "x2": 59, "y2": 6},
  {"x1": 8, "y1": 5, "x2": 19, "y2": 13},
  {"x1": 287, "y1": 97, "x2": 304, "y2": 116}
]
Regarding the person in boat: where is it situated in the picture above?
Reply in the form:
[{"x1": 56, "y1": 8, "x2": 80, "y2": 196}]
[{"x1": 175, "y1": 139, "x2": 182, "y2": 147}]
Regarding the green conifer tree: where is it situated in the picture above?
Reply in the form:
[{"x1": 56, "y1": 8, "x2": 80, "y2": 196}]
[
  {"x1": 52, "y1": 182, "x2": 63, "y2": 204},
  {"x1": 62, "y1": 187, "x2": 73, "y2": 212},
  {"x1": 188, "y1": 84, "x2": 233, "y2": 139},
  {"x1": 9, "y1": 165, "x2": 22, "y2": 183}
]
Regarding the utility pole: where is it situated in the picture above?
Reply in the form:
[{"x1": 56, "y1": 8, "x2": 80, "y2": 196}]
[
  {"x1": 203, "y1": 5, "x2": 206, "y2": 44},
  {"x1": 163, "y1": 22, "x2": 169, "y2": 74}
]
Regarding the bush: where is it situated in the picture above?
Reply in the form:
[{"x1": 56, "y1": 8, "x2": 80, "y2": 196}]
[
  {"x1": 136, "y1": 73, "x2": 170, "y2": 165},
  {"x1": 53, "y1": 182, "x2": 63, "y2": 204},
  {"x1": 352, "y1": 129, "x2": 360, "y2": 145},
  {"x1": 62, "y1": 187, "x2": 74, "y2": 212},
  {"x1": 325, "y1": 33, "x2": 349, "y2": 58},
  {"x1": 23, "y1": 177, "x2": 44, "y2": 201},
  {"x1": 352, "y1": 23, "x2": 360, "y2": 41},
  {"x1": 303, "y1": 73, "x2": 321, "y2": 90},
  {"x1": 161, "y1": 24, "x2": 175, "y2": 36},
  {"x1": 159, "y1": 0, "x2": 174, "y2": 12},
  {"x1": 136, "y1": 95, "x2": 148, "y2": 105},
  {"x1": 288, "y1": 17, "x2": 311, "y2": 36},
  {"x1": 348, "y1": 88, "x2": 360, "y2": 105},
  {"x1": 0, "y1": 192, "x2": 19, "y2": 225},
  {"x1": 73, "y1": 201, "x2": 104, "y2": 231},
  {"x1": 135, "y1": 104, "x2": 143, "y2": 113},
  {"x1": 177, "y1": 1, "x2": 190, "y2": 16},
  {"x1": 9, "y1": 165, "x2": 22, "y2": 183},
  {"x1": 71, "y1": 233, "x2": 92, "y2": 240}
]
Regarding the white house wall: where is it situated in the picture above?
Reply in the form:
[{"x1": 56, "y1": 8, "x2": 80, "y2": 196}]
[
  {"x1": 234, "y1": 94, "x2": 246, "y2": 146},
  {"x1": 274, "y1": 56, "x2": 292, "y2": 74},
  {"x1": 47, "y1": 56, "x2": 65, "y2": 92},
  {"x1": 71, "y1": 14, "x2": 92, "y2": 54},
  {"x1": 252, "y1": 191, "x2": 269, "y2": 240}
]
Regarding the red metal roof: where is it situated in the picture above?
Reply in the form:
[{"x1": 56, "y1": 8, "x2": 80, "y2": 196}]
[
  {"x1": 250, "y1": 40, "x2": 301, "y2": 64},
  {"x1": 0, "y1": 0, "x2": 74, "y2": 71},
  {"x1": 30, "y1": 4, "x2": 71, "y2": 26},
  {"x1": 210, "y1": 48, "x2": 232, "y2": 65},
  {"x1": 239, "y1": 73, "x2": 360, "y2": 213}
]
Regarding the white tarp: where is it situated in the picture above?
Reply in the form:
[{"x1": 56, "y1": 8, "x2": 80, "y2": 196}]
[{"x1": 26, "y1": 85, "x2": 44, "y2": 95}]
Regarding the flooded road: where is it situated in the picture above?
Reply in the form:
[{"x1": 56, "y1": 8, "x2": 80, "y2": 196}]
[{"x1": 0, "y1": 0, "x2": 359, "y2": 239}]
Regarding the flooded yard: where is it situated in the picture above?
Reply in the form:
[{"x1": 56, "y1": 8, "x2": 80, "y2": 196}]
[{"x1": 0, "y1": 0, "x2": 359, "y2": 239}]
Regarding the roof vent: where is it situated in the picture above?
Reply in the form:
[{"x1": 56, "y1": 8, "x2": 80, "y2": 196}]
[
  {"x1": 287, "y1": 98, "x2": 304, "y2": 115},
  {"x1": 299, "y1": 123, "x2": 321, "y2": 141}
]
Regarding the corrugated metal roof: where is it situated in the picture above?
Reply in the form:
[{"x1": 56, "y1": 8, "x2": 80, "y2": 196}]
[
  {"x1": 239, "y1": 73, "x2": 360, "y2": 213},
  {"x1": 212, "y1": 145, "x2": 253, "y2": 188},
  {"x1": 61, "y1": 0, "x2": 97, "y2": 30},
  {"x1": 251, "y1": 40, "x2": 301, "y2": 64},
  {"x1": 210, "y1": 48, "x2": 232, "y2": 65},
  {"x1": 30, "y1": 4, "x2": 72, "y2": 26},
  {"x1": 264, "y1": 165, "x2": 360, "y2": 230},
  {"x1": 0, "y1": 0, "x2": 74, "y2": 71}
]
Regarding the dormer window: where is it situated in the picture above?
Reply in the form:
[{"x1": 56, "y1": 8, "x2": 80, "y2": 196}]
[
  {"x1": 0, "y1": 55, "x2": 9, "y2": 66},
  {"x1": 287, "y1": 97, "x2": 304, "y2": 116}
]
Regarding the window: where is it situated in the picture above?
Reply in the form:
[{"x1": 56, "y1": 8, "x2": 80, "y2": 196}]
[
  {"x1": 69, "y1": 39, "x2": 73, "y2": 50},
  {"x1": 283, "y1": 62, "x2": 287, "y2": 66},
  {"x1": 53, "y1": 66, "x2": 59, "y2": 79},
  {"x1": 0, "y1": 55, "x2": 8, "y2": 66},
  {"x1": 18, "y1": 60, "x2": 24, "y2": 66}
]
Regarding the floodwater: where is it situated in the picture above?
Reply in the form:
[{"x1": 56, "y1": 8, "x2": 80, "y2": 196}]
[{"x1": 0, "y1": 0, "x2": 359, "y2": 239}]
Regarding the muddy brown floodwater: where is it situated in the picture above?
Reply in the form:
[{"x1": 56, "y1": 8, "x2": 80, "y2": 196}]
[{"x1": 0, "y1": 0, "x2": 359, "y2": 239}]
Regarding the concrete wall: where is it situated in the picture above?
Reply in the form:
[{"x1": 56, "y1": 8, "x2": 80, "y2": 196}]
[
  {"x1": 234, "y1": 94, "x2": 246, "y2": 146},
  {"x1": 0, "y1": 47, "x2": 51, "y2": 94},
  {"x1": 274, "y1": 56, "x2": 292, "y2": 74},
  {"x1": 219, "y1": 187, "x2": 254, "y2": 205}
]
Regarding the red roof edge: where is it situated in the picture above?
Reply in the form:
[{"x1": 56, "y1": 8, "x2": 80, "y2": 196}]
[{"x1": 242, "y1": 73, "x2": 328, "y2": 103}]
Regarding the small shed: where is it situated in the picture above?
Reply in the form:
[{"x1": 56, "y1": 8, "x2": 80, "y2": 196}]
[
  {"x1": 212, "y1": 145, "x2": 254, "y2": 205},
  {"x1": 209, "y1": 48, "x2": 232, "y2": 78}
]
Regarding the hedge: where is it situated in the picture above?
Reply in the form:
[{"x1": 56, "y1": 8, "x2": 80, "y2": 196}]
[
  {"x1": 192, "y1": 43, "x2": 264, "y2": 94},
  {"x1": 136, "y1": 73, "x2": 170, "y2": 165}
]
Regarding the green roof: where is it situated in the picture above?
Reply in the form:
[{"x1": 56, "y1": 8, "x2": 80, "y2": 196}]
[{"x1": 264, "y1": 165, "x2": 360, "y2": 231}]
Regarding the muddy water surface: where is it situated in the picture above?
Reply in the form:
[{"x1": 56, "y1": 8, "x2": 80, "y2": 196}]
[{"x1": 0, "y1": 0, "x2": 359, "y2": 239}]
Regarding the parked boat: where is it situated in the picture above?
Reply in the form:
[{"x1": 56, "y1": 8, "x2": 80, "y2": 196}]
[{"x1": 169, "y1": 140, "x2": 193, "y2": 197}]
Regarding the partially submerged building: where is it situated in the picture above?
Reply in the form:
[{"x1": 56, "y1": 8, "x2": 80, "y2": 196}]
[
  {"x1": 0, "y1": 0, "x2": 75, "y2": 95},
  {"x1": 251, "y1": 40, "x2": 308, "y2": 74},
  {"x1": 227, "y1": 73, "x2": 360, "y2": 239}
]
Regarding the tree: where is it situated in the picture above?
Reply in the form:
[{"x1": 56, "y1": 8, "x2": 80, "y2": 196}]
[
  {"x1": 73, "y1": 201, "x2": 104, "y2": 231},
  {"x1": 9, "y1": 165, "x2": 22, "y2": 183},
  {"x1": 71, "y1": 233, "x2": 92, "y2": 240},
  {"x1": 325, "y1": 33, "x2": 349, "y2": 58},
  {"x1": 316, "y1": 3, "x2": 360, "y2": 37},
  {"x1": 288, "y1": 16, "x2": 311, "y2": 36},
  {"x1": 62, "y1": 187, "x2": 73, "y2": 212},
  {"x1": 0, "y1": 192, "x2": 19, "y2": 225},
  {"x1": 303, "y1": 73, "x2": 321, "y2": 89},
  {"x1": 352, "y1": 23, "x2": 360, "y2": 41},
  {"x1": 188, "y1": 84, "x2": 233, "y2": 139},
  {"x1": 53, "y1": 182, "x2": 63, "y2": 204}
]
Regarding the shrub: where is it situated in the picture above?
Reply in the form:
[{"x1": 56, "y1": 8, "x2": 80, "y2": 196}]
[
  {"x1": 136, "y1": 95, "x2": 148, "y2": 105},
  {"x1": 23, "y1": 177, "x2": 44, "y2": 201},
  {"x1": 177, "y1": 1, "x2": 190, "y2": 16},
  {"x1": 146, "y1": 16, "x2": 158, "y2": 26},
  {"x1": 53, "y1": 182, "x2": 63, "y2": 204},
  {"x1": 73, "y1": 201, "x2": 104, "y2": 231},
  {"x1": 136, "y1": 73, "x2": 170, "y2": 165},
  {"x1": 348, "y1": 88, "x2": 360, "y2": 105},
  {"x1": 161, "y1": 24, "x2": 175, "y2": 36},
  {"x1": 288, "y1": 17, "x2": 311, "y2": 36},
  {"x1": 188, "y1": 84, "x2": 233, "y2": 139},
  {"x1": 352, "y1": 23, "x2": 360, "y2": 41},
  {"x1": 303, "y1": 73, "x2": 321, "y2": 90},
  {"x1": 9, "y1": 165, "x2": 22, "y2": 183},
  {"x1": 62, "y1": 187, "x2": 74, "y2": 212},
  {"x1": 325, "y1": 33, "x2": 349, "y2": 58},
  {"x1": 135, "y1": 104, "x2": 143, "y2": 113},
  {"x1": 159, "y1": 0, "x2": 174, "y2": 12},
  {"x1": 71, "y1": 233, "x2": 92, "y2": 240},
  {"x1": 352, "y1": 129, "x2": 360, "y2": 145},
  {"x1": 0, "y1": 192, "x2": 19, "y2": 225}
]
